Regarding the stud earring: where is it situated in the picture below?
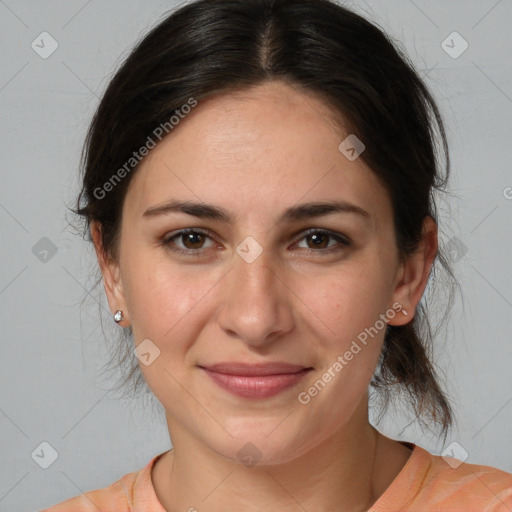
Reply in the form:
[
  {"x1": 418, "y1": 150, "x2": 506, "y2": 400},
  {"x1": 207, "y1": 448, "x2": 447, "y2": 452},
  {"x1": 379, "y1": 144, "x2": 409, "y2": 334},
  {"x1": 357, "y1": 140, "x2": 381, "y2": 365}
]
[
  {"x1": 402, "y1": 309, "x2": 408, "y2": 316},
  {"x1": 114, "y1": 310, "x2": 124, "y2": 323}
]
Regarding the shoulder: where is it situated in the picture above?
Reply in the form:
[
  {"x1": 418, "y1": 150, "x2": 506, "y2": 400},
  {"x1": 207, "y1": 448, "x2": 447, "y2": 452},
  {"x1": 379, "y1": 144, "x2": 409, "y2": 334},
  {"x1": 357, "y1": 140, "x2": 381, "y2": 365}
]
[
  {"x1": 39, "y1": 453, "x2": 166, "y2": 512},
  {"x1": 39, "y1": 478, "x2": 130, "y2": 512},
  {"x1": 423, "y1": 449, "x2": 512, "y2": 511},
  {"x1": 373, "y1": 443, "x2": 512, "y2": 512}
]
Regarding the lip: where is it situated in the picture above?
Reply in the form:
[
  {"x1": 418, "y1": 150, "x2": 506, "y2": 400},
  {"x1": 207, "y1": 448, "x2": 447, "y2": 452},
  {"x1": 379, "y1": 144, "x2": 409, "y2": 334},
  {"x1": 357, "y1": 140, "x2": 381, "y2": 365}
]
[{"x1": 199, "y1": 362, "x2": 313, "y2": 399}]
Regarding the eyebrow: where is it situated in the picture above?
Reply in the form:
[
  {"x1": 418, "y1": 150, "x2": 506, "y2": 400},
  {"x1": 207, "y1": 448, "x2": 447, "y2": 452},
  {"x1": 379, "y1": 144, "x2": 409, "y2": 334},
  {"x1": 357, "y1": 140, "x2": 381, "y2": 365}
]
[{"x1": 143, "y1": 199, "x2": 371, "y2": 223}]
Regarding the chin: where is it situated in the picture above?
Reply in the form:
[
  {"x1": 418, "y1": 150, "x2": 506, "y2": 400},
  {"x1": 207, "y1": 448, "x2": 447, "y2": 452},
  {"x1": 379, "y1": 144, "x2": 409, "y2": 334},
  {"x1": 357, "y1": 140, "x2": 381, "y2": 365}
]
[{"x1": 208, "y1": 420, "x2": 315, "y2": 468}]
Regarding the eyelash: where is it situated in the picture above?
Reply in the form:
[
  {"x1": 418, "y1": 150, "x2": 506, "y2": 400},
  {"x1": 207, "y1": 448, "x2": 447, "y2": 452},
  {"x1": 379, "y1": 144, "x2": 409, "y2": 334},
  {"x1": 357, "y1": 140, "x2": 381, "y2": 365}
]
[{"x1": 160, "y1": 228, "x2": 351, "y2": 257}]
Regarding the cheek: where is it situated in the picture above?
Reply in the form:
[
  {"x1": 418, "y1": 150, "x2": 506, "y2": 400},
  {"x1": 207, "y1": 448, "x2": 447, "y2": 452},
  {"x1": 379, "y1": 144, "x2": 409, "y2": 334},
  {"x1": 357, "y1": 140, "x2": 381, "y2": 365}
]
[
  {"x1": 298, "y1": 261, "x2": 390, "y2": 344},
  {"x1": 122, "y1": 263, "x2": 217, "y2": 405},
  {"x1": 120, "y1": 252, "x2": 229, "y2": 395},
  {"x1": 292, "y1": 258, "x2": 394, "y2": 403},
  {"x1": 294, "y1": 268, "x2": 391, "y2": 427},
  {"x1": 121, "y1": 245, "x2": 214, "y2": 337}
]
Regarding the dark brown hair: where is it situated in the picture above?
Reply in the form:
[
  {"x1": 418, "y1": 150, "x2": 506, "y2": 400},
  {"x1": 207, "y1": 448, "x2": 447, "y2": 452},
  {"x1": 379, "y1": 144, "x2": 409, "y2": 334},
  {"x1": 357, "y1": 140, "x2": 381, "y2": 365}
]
[{"x1": 71, "y1": 0, "x2": 459, "y2": 439}]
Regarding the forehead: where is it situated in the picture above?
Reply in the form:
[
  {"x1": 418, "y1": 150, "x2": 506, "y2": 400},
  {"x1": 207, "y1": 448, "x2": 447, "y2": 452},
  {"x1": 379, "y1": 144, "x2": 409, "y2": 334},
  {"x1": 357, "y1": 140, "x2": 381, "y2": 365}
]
[{"x1": 123, "y1": 81, "x2": 392, "y2": 225}]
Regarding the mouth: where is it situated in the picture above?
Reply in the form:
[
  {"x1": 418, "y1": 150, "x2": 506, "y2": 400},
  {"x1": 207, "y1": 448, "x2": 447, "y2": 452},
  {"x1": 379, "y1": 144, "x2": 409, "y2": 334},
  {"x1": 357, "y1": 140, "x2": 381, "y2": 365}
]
[{"x1": 198, "y1": 362, "x2": 314, "y2": 399}]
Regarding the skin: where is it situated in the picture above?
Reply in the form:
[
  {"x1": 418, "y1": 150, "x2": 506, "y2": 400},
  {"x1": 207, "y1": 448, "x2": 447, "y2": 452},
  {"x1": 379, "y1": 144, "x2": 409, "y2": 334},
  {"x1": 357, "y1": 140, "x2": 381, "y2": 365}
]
[{"x1": 92, "y1": 81, "x2": 438, "y2": 511}]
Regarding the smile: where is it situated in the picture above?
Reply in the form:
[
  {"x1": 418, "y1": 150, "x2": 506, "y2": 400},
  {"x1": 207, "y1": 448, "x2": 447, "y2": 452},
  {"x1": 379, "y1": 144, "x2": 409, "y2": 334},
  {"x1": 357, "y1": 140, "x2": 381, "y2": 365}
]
[{"x1": 199, "y1": 363, "x2": 313, "y2": 399}]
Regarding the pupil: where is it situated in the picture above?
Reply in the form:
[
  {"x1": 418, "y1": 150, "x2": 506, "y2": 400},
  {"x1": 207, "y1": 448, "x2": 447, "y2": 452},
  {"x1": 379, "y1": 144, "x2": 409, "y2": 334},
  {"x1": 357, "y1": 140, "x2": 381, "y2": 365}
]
[
  {"x1": 185, "y1": 233, "x2": 203, "y2": 248},
  {"x1": 310, "y1": 233, "x2": 327, "y2": 248}
]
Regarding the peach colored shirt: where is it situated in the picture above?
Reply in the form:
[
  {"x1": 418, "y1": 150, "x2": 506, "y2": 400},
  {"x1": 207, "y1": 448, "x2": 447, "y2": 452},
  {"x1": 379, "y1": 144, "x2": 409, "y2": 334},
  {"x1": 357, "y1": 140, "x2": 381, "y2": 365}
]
[{"x1": 41, "y1": 443, "x2": 512, "y2": 511}]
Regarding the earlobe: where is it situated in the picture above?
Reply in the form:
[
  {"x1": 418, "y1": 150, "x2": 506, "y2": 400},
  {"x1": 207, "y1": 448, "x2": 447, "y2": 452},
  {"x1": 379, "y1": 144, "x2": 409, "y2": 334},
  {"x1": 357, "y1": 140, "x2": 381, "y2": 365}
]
[{"x1": 388, "y1": 297, "x2": 412, "y2": 326}]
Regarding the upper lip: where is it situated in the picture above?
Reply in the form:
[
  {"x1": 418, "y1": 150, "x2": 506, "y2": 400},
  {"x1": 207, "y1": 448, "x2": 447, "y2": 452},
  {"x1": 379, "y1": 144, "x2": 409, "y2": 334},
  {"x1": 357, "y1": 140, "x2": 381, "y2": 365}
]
[{"x1": 199, "y1": 362, "x2": 311, "y2": 376}]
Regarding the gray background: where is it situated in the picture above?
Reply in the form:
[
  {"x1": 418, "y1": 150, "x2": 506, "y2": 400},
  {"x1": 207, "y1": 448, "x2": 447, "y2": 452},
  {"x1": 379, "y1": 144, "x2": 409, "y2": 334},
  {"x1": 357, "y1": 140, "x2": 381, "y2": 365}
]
[{"x1": 1, "y1": 0, "x2": 511, "y2": 510}]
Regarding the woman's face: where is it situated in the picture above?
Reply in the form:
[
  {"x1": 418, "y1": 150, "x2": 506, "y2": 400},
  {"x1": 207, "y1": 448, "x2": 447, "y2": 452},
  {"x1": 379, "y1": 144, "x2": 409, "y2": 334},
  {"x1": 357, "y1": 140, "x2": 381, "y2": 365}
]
[{"x1": 97, "y1": 81, "x2": 421, "y2": 465}]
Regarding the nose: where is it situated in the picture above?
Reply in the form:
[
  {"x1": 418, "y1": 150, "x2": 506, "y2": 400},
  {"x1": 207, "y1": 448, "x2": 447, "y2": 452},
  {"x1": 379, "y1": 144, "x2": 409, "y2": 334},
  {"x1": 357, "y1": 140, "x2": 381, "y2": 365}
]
[{"x1": 216, "y1": 245, "x2": 294, "y2": 347}]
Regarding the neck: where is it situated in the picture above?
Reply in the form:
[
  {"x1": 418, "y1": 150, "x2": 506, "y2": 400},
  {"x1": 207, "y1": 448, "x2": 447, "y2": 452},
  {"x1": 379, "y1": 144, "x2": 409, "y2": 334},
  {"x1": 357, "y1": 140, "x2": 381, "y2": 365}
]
[{"x1": 153, "y1": 403, "x2": 393, "y2": 512}]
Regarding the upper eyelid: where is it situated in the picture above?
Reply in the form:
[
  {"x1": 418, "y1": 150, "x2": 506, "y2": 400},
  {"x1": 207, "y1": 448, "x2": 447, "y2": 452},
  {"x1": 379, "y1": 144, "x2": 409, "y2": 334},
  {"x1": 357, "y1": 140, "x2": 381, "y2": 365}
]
[
  {"x1": 299, "y1": 228, "x2": 351, "y2": 242},
  {"x1": 163, "y1": 228, "x2": 214, "y2": 245}
]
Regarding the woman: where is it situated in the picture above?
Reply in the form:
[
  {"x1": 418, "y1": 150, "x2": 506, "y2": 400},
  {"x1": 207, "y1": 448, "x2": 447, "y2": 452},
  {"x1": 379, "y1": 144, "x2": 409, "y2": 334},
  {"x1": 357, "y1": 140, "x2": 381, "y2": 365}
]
[{"x1": 42, "y1": 0, "x2": 511, "y2": 510}]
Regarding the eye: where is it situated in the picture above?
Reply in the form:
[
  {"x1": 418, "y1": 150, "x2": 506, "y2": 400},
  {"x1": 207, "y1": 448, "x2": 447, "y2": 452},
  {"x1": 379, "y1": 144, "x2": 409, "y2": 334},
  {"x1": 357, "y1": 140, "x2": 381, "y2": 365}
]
[
  {"x1": 294, "y1": 229, "x2": 351, "y2": 253},
  {"x1": 161, "y1": 228, "x2": 217, "y2": 255},
  {"x1": 160, "y1": 228, "x2": 351, "y2": 257}
]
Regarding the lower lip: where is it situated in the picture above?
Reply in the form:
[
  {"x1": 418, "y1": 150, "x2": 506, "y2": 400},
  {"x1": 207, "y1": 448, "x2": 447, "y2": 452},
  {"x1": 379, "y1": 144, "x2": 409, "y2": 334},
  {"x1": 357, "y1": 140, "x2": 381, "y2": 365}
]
[{"x1": 201, "y1": 368, "x2": 312, "y2": 399}]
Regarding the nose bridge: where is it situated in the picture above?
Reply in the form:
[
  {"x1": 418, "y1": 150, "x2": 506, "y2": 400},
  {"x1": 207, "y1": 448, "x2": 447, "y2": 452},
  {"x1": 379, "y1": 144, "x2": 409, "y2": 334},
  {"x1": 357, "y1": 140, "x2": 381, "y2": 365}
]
[
  {"x1": 217, "y1": 240, "x2": 293, "y2": 344},
  {"x1": 231, "y1": 240, "x2": 279, "y2": 306},
  {"x1": 231, "y1": 231, "x2": 277, "y2": 287}
]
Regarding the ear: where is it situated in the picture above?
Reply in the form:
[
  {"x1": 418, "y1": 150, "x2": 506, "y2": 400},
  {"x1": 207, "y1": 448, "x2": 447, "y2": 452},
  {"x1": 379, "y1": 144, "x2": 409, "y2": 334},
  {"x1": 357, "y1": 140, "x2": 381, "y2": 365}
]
[
  {"x1": 91, "y1": 221, "x2": 130, "y2": 326},
  {"x1": 388, "y1": 216, "x2": 438, "y2": 326}
]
